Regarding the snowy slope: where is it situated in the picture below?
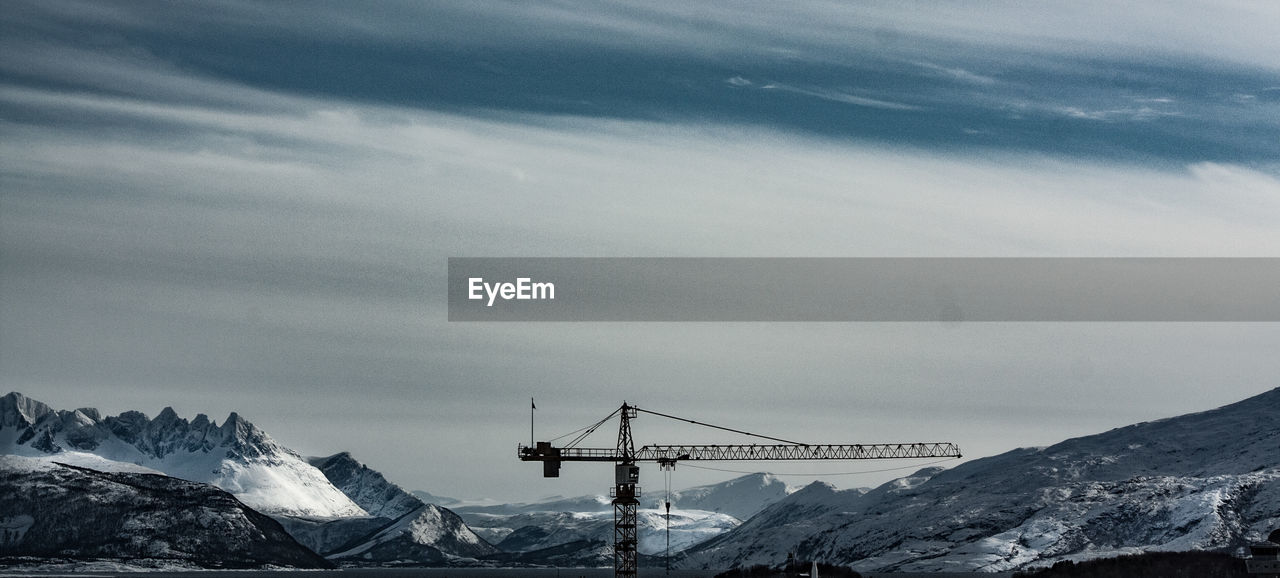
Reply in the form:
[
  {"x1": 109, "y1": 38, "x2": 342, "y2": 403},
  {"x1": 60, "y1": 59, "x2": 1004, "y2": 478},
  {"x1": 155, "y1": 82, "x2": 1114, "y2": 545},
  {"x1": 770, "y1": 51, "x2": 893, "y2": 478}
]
[
  {"x1": 0, "y1": 392, "x2": 364, "y2": 517},
  {"x1": 0, "y1": 455, "x2": 330, "y2": 569},
  {"x1": 680, "y1": 387, "x2": 1280, "y2": 573},
  {"x1": 326, "y1": 503, "x2": 499, "y2": 563},
  {"x1": 482, "y1": 507, "x2": 738, "y2": 555},
  {"x1": 651, "y1": 472, "x2": 794, "y2": 521}
]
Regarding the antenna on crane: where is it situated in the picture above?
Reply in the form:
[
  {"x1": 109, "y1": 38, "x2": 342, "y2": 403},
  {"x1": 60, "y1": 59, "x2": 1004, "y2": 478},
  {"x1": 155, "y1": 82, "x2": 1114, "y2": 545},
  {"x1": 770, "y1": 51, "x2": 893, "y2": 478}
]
[{"x1": 519, "y1": 402, "x2": 961, "y2": 578}]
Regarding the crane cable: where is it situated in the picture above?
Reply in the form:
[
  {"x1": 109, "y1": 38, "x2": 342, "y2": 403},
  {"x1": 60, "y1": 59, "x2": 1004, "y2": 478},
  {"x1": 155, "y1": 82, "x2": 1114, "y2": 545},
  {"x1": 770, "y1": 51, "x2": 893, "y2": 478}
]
[
  {"x1": 554, "y1": 404, "x2": 808, "y2": 448},
  {"x1": 547, "y1": 422, "x2": 595, "y2": 443},
  {"x1": 664, "y1": 464, "x2": 672, "y2": 576},
  {"x1": 635, "y1": 406, "x2": 807, "y2": 446},
  {"x1": 557, "y1": 406, "x2": 623, "y2": 449}
]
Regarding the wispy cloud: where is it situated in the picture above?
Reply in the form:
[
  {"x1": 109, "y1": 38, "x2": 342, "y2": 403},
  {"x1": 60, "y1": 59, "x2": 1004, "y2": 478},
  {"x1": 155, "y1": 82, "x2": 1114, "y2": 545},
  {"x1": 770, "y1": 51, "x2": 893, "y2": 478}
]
[
  {"x1": 915, "y1": 61, "x2": 999, "y2": 86},
  {"x1": 4, "y1": 2, "x2": 1277, "y2": 164},
  {"x1": 759, "y1": 82, "x2": 922, "y2": 111}
]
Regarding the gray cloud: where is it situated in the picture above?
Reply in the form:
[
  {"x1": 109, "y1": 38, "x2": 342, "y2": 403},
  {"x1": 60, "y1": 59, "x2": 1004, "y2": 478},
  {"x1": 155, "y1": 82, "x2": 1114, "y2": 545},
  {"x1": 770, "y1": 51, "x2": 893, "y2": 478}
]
[{"x1": 6, "y1": 1, "x2": 1279, "y2": 164}]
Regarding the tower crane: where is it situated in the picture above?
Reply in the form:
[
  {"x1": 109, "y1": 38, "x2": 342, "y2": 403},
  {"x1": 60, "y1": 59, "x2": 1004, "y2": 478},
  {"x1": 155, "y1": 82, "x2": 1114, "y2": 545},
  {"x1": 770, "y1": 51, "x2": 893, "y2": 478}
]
[{"x1": 519, "y1": 402, "x2": 962, "y2": 578}]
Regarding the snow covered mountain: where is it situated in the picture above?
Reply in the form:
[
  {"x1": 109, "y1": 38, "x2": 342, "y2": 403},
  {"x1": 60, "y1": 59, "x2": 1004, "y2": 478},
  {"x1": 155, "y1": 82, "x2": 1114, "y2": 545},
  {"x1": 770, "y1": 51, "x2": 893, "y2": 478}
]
[
  {"x1": 309, "y1": 452, "x2": 422, "y2": 519},
  {"x1": 0, "y1": 392, "x2": 364, "y2": 518},
  {"x1": 0, "y1": 455, "x2": 331, "y2": 569},
  {"x1": 325, "y1": 502, "x2": 499, "y2": 564},
  {"x1": 680, "y1": 387, "x2": 1280, "y2": 573},
  {"x1": 656, "y1": 472, "x2": 794, "y2": 521},
  {"x1": 0, "y1": 393, "x2": 501, "y2": 566},
  {"x1": 290, "y1": 451, "x2": 499, "y2": 564},
  {"x1": 455, "y1": 472, "x2": 791, "y2": 556}
]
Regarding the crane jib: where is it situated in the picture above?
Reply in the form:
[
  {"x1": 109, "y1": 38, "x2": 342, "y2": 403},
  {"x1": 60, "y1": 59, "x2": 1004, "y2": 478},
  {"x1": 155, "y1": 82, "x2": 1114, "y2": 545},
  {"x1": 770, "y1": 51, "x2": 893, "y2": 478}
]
[{"x1": 518, "y1": 442, "x2": 962, "y2": 464}]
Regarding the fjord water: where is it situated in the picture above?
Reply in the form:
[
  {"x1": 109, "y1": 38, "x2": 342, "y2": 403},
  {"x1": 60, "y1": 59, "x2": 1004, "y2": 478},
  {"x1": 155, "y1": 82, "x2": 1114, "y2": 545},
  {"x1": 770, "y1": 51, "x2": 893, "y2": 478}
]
[{"x1": 127, "y1": 570, "x2": 1009, "y2": 578}]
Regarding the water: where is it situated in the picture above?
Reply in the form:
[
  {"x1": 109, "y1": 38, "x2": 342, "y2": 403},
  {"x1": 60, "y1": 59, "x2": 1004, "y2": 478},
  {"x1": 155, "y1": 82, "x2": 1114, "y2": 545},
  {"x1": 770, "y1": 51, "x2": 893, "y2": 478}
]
[
  {"x1": 336, "y1": 571, "x2": 708, "y2": 578},
  {"x1": 1, "y1": 570, "x2": 1010, "y2": 578}
]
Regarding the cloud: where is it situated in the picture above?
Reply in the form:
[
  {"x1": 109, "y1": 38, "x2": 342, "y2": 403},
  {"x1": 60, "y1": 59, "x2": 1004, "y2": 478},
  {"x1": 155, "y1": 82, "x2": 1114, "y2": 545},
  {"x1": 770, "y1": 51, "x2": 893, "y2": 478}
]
[
  {"x1": 5, "y1": 1, "x2": 1278, "y2": 166},
  {"x1": 7, "y1": 76, "x2": 1280, "y2": 499},
  {"x1": 5, "y1": 0, "x2": 1280, "y2": 501},
  {"x1": 760, "y1": 82, "x2": 922, "y2": 111},
  {"x1": 915, "y1": 61, "x2": 999, "y2": 86}
]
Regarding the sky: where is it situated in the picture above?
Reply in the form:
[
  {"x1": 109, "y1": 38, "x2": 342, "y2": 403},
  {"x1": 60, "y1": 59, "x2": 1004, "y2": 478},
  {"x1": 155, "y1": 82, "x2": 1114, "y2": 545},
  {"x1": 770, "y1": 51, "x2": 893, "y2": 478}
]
[{"x1": 3, "y1": 1, "x2": 1280, "y2": 503}]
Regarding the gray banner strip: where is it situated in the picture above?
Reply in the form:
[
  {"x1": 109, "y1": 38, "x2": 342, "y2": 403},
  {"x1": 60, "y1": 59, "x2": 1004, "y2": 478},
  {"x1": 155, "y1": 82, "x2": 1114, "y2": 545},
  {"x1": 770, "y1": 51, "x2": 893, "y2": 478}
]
[{"x1": 447, "y1": 258, "x2": 1280, "y2": 322}]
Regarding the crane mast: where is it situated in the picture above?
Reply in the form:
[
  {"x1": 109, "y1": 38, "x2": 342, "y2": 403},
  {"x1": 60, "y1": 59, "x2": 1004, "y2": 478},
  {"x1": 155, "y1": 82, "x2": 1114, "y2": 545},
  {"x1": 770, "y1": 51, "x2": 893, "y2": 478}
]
[
  {"x1": 519, "y1": 402, "x2": 961, "y2": 578},
  {"x1": 613, "y1": 404, "x2": 640, "y2": 578}
]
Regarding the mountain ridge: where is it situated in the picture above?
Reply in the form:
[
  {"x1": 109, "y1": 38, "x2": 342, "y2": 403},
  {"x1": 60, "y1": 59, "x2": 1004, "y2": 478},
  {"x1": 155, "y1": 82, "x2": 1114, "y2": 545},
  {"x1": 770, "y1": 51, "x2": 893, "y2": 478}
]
[
  {"x1": 14, "y1": 388, "x2": 1280, "y2": 571},
  {"x1": 679, "y1": 386, "x2": 1280, "y2": 572}
]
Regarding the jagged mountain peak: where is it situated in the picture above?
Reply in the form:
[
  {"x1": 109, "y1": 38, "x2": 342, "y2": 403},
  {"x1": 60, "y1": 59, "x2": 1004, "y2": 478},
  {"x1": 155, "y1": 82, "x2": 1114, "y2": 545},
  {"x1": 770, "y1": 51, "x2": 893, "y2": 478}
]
[
  {"x1": 69, "y1": 408, "x2": 99, "y2": 425},
  {"x1": 0, "y1": 392, "x2": 365, "y2": 518},
  {"x1": 1, "y1": 391, "x2": 54, "y2": 429},
  {"x1": 1, "y1": 395, "x2": 285, "y2": 458},
  {"x1": 221, "y1": 411, "x2": 257, "y2": 439},
  {"x1": 41, "y1": 401, "x2": 287, "y2": 461},
  {"x1": 217, "y1": 411, "x2": 284, "y2": 459}
]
